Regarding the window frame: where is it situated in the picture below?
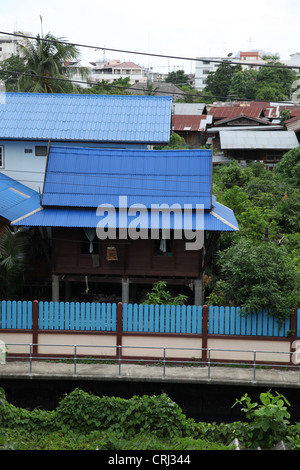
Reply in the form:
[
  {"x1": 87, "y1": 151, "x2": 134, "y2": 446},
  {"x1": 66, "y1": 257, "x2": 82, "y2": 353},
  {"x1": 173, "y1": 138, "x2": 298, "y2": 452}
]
[{"x1": 0, "y1": 145, "x2": 4, "y2": 168}]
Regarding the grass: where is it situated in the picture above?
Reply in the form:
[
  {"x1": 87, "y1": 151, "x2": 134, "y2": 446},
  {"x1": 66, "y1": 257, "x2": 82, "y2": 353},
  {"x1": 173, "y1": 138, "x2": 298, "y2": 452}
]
[{"x1": 0, "y1": 428, "x2": 232, "y2": 451}]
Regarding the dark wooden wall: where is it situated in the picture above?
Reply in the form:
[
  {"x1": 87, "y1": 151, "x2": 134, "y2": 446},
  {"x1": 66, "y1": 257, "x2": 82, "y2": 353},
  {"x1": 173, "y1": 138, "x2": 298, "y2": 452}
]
[{"x1": 52, "y1": 227, "x2": 202, "y2": 279}]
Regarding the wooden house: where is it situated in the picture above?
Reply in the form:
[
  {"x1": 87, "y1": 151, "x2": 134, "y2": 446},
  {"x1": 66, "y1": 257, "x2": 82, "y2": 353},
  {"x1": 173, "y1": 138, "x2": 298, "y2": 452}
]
[{"x1": 12, "y1": 146, "x2": 239, "y2": 305}]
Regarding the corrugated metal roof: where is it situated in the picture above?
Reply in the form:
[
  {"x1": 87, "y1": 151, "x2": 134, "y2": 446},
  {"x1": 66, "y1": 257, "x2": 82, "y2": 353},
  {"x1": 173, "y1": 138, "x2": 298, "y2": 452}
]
[
  {"x1": 172, "y1": 103, "x2": 207, "y2": 115},
  {"x1": 0, "y1": 93, "x2": 172, "y2": 143},
  {"x1": 42, "y1": 146, "x2": 213, "y2": 210},
  {"x1": 219, "y1": 130, "x2": 299, "y2": 149},
  {"x1": 209, "y1": 104, "x2": 264, "y2": 119},
  {"x1": 172, "y1": 115, "x2": 208, "y2": 131},
  {"x1": 11, "y1": 200, "x2": 238, "y2": 232},
  {"x1": 0, "y1": 172, "x2": 40, "y2": 222}
]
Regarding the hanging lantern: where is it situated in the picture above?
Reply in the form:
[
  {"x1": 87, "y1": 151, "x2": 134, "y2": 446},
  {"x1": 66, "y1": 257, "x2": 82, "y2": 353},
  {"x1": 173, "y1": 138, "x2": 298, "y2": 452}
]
[{"x1": 106, "y1": 246, "x2": 118, "y2": 261}]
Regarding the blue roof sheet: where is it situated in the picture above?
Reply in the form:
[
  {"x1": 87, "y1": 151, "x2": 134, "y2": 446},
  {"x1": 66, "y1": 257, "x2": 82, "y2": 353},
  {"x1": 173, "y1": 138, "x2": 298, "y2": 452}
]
[
  {"x1": 0, "y1": 173, "x2": 40, "y2": 222},
  {"x1": 11, "y1": 199, "x2": 239, "y2": 232},
  {"x1": 42, "y1": 146, "x2": 213, "y2": 209},
  {"x1": 0, "y1": 93, "x2": 172, "y2": 143}
]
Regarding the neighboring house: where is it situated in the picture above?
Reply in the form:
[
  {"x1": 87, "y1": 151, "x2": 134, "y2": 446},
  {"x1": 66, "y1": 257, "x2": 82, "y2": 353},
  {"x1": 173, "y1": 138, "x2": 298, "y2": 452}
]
[
  {"x1": 171, "y1": 103, "x2": 211, "y2": 148},
  {"x1": 208, "y1": 114, "x2": 280, "y2": 158},
  {"x1": 284, "y1": 116, "x2": 300, "y2": 141},
  {"x1": 0, "y1": 92, "x2": 172, "y2": 192},
  {"x1": 208, "y1": 103, "x2": 267, "y2": 121},
  {"x1": 12, "y1": 146, "x2": 239, "y2": 305},
  {"x1": 262, "y1": 103, "x2": 300, "y2": 123},
  {"x1": 171, "y1": 115, "x2": 213, "y2": 148},
  {"x1": 172, "y1": 103, "x2": 208, "y2": 115},
  {"x1": 66, "y1": 59, "x2": 147, "y2": 87},
  {"x1": 206, "y1": 102, "x2": 299, "y2": 166},
  {"x1": 211, "y1": 129, "x2": 299, "y2": 168},
  {"x1": 92, "y1": 60, "x2": 147, "y2": 85}
]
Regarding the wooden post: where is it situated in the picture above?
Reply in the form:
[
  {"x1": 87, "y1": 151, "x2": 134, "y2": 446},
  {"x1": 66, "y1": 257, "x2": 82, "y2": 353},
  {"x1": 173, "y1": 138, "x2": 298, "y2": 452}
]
[
  {"x1": 290, "y1": 308, "x2": 298, "y2": 364},
  {"x1": 32, "y1": 300, "x2": 39, "y2": 357},
  {"x1": 202, "y1": 304, "x2": 209, "y2": 362},
  {"x1": 116, "y1": 302, "x2": 123, "y2": 360}
]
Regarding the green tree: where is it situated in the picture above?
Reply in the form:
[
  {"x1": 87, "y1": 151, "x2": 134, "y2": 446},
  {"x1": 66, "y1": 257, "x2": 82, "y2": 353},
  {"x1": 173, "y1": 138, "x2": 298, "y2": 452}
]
[
  {"x1": 214, "y1": 238, "x2": 298, "y2": 320},
  {"x1": 17, "y1": 20, "x2": 82, "y2": 93},
  {"x1": 274, "y1": 145, "x2": 300, "y2": 187},
  {"x1": 274, "y1": 189, "x2": 300, "y2": 233},
  {"x1": 82, "y1": 77, "x2": 130, "y2": 95},
  {"x1": 255, "y1": 61, "x2": 298, "y2": 99},
  {"x1": 165, "y1": 70, "x2": 190, "y2": 86},
  {"x1": 0, "y1": 55, "x2": 28, "y2": 91},
  {"x1": 228, "y1": 68, "x2": 257, "y2": 100},
  {"x1": 154, "y1": 132, "x2": 187, "y2": 150},
  {"x1": 255, "y1": 83, "x2": 288, "y2": 101},
  {"x1": 203, "y1": 61, "x2": 242, "y2": 100}
]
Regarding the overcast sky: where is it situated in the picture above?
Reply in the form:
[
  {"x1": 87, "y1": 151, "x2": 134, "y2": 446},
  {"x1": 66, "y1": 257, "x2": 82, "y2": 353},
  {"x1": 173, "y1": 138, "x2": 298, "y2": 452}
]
[{"x1": 1, "y1": 0, "x2": 300, "y2": 73}]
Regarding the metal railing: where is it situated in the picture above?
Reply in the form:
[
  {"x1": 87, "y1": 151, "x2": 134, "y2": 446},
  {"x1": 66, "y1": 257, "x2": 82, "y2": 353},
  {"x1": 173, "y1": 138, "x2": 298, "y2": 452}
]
[{"x1": 1, "y1": 342, "x2": 300, "y2": 385}]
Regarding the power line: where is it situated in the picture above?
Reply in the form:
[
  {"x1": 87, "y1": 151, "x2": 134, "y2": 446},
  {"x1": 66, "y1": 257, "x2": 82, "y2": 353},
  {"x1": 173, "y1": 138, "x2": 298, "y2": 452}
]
[{"x1": 0, "y1": 30, "x2": 299, "y2": 71}]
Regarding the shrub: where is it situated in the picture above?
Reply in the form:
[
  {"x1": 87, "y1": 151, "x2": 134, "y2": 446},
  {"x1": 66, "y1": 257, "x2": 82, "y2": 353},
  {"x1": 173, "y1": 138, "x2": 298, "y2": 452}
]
[
  {"x1": 232, "y1": 390, "x2": 291, "y2": 448},
  {"x1": 55, "y1": 389, "x2": 189, "y2": 438}
]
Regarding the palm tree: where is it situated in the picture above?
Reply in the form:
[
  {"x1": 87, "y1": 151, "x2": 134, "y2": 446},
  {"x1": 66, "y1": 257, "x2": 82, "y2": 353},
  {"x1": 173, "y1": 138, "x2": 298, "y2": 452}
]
[
  {"x1": 0, "y1": 227, "x2": 29, "y2": 299},
  {"x1": 17, "y1": 18, "x2": 84, "y2": 93}
]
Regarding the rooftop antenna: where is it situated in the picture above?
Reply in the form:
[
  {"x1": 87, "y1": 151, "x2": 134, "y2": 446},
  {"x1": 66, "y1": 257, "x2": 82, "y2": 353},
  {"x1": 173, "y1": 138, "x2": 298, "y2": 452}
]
[{"x1": 248, "y1": 36, "x2": 253, "y2": 50}]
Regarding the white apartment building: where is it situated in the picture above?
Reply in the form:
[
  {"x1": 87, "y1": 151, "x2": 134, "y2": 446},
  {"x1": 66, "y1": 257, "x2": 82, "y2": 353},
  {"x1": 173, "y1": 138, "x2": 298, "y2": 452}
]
[
  {"x1": 0, "y1": 33, "x2": 32, "y2": 61},
  {"x1": 195, "y1": 56, "x2": 226, "y2": 91},
  {"x1": 67, "y1": 59, "x2": 147, "y2": 88},
  {"x1": 195, "y1": 51, "x2": 268, "y2": 92}
]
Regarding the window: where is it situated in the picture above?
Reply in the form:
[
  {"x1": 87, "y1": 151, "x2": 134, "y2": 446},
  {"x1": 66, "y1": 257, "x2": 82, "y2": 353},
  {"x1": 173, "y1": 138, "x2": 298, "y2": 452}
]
[
  {"x1": 0, "y1": 146, "x2": 4, "y2": 168},
  {"x1": 266, "y1": 150, "x2": 283, "y2": 162},
  {"x1": 35, "y1": 146, "x2": 47, "y2": 156},
  {"x1": 24, "y1": 148, "x2": 33, "y2": 154}
]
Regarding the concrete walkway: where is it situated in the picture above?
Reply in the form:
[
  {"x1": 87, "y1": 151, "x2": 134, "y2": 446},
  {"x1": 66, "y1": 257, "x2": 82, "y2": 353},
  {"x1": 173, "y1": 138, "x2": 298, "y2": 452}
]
[{"x1": 1, "y1": 360, "x2": 300, "y2": 388}]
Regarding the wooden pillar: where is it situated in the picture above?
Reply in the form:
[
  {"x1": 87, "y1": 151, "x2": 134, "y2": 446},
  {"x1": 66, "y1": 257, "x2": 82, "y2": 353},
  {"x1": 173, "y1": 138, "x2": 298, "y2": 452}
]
[
  {"x1": 194, "y1": 277, "x2": 203, "y2": 306},
  {"x1": 116, "y1": 302, "x2": 123, "y2": 361},
  {"x1": 202, "y1": 304, "x2": 209, "y2": 362},
  {"x1": 122, "y1": 276, "x2": 129, "y2": 304},
  {"x1": 290, "y1": 308, "x2": 298, "y2": 365},
  {"x1": 52, "y1": 274, "x2": 59, "y2": 302},
  {"x1": 32, "y1": 300, "x2": 39, "y2": 357}
]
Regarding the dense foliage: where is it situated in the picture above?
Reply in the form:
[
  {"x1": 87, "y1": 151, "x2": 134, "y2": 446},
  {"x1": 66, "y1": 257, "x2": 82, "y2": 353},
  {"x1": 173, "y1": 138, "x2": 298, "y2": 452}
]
[
  {"x1": 203, "y1": 60, "x2": 298, "y2": 101},
  {"x1": 206, "y1": 154, "x2": 300, "y2": 320},
  {"x1": 1, "y1": 387, "x2": 300, "y2": 450}
]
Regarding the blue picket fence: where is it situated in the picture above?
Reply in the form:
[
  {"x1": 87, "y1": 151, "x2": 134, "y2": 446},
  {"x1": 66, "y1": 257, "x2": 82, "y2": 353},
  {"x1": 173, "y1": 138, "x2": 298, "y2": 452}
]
[
  {"x1": 123, "y1": 304, "x2": 202, "y2": 334},
  {"x1": 0, "y1": 300, "x2": 32, "y2": 329},
  {"x1": 0, "y1": 300, "x2": 299, "y2": 338},
  {"x1": 38, "y1": 301, "x2": 116, "y2": 331},
  {"x1": 208, "y1": 306, "x2": 291, "y2": 337}
]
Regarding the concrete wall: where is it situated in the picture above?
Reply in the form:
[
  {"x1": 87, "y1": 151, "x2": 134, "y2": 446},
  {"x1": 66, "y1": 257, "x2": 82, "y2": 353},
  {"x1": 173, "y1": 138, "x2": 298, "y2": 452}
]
[{"x1": 0, "y1": 140, "x2": 149, "y2": 191}]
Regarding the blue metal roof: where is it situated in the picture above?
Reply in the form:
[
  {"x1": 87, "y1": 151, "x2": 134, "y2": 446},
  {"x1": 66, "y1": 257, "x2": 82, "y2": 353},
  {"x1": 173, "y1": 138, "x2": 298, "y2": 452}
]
[
  {"x1": 0, "y1": 93, "x2": 172, "y2": 144},
  {"x1": 42, "y1": 146, "x2": 213, "y2": 209},
  {"x1": 11, "y1": 199, "x2": 238, "y2": 232},
  {"x1": 0, "y1": 172, "x2": 40, "y2": 222}
]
